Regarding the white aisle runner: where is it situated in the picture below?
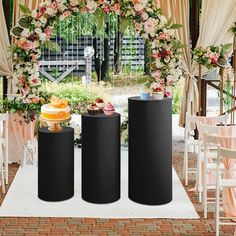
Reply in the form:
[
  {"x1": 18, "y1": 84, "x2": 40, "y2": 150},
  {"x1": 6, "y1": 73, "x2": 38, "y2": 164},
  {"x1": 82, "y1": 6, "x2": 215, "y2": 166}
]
[{"x1": 0, "y1": 149, "x2": 199, "y2": 218}]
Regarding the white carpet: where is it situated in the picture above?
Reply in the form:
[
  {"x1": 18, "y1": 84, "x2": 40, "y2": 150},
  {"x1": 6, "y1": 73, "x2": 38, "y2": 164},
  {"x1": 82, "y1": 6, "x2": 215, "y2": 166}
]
[{"x1": 0, "y1": 149, "x2": 199, "y2": 219}]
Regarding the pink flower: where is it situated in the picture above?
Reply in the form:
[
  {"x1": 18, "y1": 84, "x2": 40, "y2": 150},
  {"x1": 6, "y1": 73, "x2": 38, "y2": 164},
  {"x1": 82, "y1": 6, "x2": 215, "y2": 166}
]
[
  {"x1": 103, "y1": 7, "x2": 110, "y2": 13},
  {"x1": 134, "y1": 21, "x2": 142, "y2": 32},
  {"x1": 17, "y1": 39, "x2": 37, "y2": 51},
  {"x1": 209, "y1": 54, "x2": 219, "y2": 64},
  {"x1": 22, "y1": 86, "x2": 30, "y2": 95},
  {"x1": 31, "y1": 78, "x2": 40, "y2": 85},
  {"x1": 30, "y1": 96, "x2": 40, "y2": 104},
  {"x1": 159, "y1": 32, "x2": 170, "y2": 41},
  {"x1": 30, "y1": 54, "x2": 38, "y2": 62},
  {"x1": 50, "y1": 1, "x2": 58, "y2": 10},
  {"x1": 144, "y1": 18, "x2": 157, "y2": 34},
  {"x1": 44, "y1": 27, "x2": 52, "y2": 40},
  {"x1": 63, "y1": 11, "x2": 71, "y2": 18},
  {"x1": 141, "y1": 11, "x2": 149, "y2": 21},
  {"x1": 18, "y1": 76, "x2": 26, "y2": 86},
  {"x1": 39, "y1": 6, "x2": 47, "y2": 14},
  {"x1": 152, "y1": 70, "x2": 161, "y2": 81},
  {"x1": 110, "y1": 3, "x2": 121, "y2": 14}
]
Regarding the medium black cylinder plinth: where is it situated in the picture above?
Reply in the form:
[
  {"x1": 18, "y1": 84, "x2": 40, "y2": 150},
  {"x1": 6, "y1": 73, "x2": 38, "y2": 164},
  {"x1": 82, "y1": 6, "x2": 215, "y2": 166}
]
[
  {"x1": 38, "y1": 127, "x2": 74, "y2": 202},
  {"x1": 82, "y1": 113, "x2": 120, "y2": 204},
  {"x1": 128, "y1": 97, "x2": 172, "y2": 205}
]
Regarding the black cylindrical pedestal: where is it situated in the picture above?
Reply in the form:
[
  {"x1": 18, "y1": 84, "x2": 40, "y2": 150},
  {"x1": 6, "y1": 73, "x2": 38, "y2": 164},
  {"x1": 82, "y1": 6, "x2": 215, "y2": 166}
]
[
  {"x1": 82, "y1": 113, "x2": 120, "y2": 204},
  {"x1": 129, "y1": 97, "x2": 172, "y2": 205},
  {"x1": 38, "y1": 127, "x2": 74, "y2": 201}
]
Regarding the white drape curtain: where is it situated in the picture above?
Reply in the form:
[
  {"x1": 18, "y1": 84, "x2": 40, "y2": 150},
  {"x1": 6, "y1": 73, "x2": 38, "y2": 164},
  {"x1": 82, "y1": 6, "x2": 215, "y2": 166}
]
[
  {"x1": 0, "y1": 0, "x2": 15, "y2": 94},
  {"x1": 13, "y1": 0, "x2": 41, "y2": 25},
  {"x1": 158, "y1": 0, "x2": 199, "y2": 127},
  {"x1": 160, "y1": 0, "x2": 236, "y2": 126},
  {"x1": 197, "y1": 0, "x2": 236, "y2": 49}
]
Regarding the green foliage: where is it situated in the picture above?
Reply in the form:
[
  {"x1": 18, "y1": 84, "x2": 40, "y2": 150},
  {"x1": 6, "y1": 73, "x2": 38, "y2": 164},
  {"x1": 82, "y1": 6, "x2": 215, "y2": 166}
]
[
  {"x1": 41, "y1": 41, "x2": 61, "y2": 53},
  {"x1": 19, "y1": 4, "x2": 31, "y2": 16},
  {"x1": 18, "y1": 16, "x2": 32, "y2": 28},
  {"x1": 11, "y1": 26, "x2": 24, "y2": 37}
]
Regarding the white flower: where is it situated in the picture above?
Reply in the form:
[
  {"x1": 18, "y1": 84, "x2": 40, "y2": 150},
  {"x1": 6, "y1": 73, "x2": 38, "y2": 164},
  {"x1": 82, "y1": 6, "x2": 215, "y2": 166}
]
[
  {"x1": 39, "y1": 33, "x2": 47, "y2": 41},
  {"x1": 32, "y1": 10, "x2": 37, "y2": 18},
  {"x1": 156, "y1": 59, "x2": 162, "y2": 68},
  {"x1": 159, "y1": 15, "x2": 167, "y2": 26},
  {"x1": 21, "y1": 28, "x2": 30, "y2": 37},
  {"x1": 39, "y1": 16, "x2": 47, "y2": 25},
  {"x1": 86, "y1": 0, "x2": 98, "y2": 13}
]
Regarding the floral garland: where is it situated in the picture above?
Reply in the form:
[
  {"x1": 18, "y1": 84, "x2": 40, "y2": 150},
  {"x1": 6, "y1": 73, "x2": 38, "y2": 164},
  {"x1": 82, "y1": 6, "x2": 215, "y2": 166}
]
[
  {"x1": 11, "y1": 0, "x2": 183, "y2": 121},
  {"x1": 193, "y1": 44, "x2": 231, "y2": 70}
]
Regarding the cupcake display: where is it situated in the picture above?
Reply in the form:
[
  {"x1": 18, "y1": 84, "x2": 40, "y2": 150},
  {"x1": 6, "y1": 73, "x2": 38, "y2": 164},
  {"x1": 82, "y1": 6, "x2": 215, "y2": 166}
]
[
  {"x1": 103, "y1": 102, "x2": 115, "y2": 116},
  {"x1": 87, "y1": 103, "x2": 100, "y2": 115},
  {"x1": 96, "y1": 98, "x2": 105, "y2": 109}
]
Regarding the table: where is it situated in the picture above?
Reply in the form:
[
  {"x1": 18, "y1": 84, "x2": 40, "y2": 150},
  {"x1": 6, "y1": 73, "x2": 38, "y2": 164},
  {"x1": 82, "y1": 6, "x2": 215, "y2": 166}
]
[
  {"x1": 38, "y1": 127, "x2": 74, "y2": 201},
  {"x1": 82, "y1": 113, "x2": 121, "y2": 204},
  {"x1": 128, "y1": 97, "x2": 172, "y2": 205}
]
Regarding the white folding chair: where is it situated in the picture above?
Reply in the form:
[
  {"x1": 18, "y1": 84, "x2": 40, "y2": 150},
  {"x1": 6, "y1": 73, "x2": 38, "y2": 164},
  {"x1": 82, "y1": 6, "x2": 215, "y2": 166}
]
[
  {"x1": 184, "y1": 114, "x2": 199, "y2": 186},
  {"x1": 184, "y1": 114, "x2": 228, "y2": 203},
  {"x1": 215, "y1": 147, "x2": 236, "y2": 236},
  {"x1": 0, "y1": 112, "x2": 8, "y2": 193}
]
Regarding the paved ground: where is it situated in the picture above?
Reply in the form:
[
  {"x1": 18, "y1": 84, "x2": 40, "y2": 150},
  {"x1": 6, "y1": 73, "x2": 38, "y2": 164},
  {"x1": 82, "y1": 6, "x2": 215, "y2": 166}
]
[{"x1": 0, "y1": 142, "x2": 235, "y2": 236}]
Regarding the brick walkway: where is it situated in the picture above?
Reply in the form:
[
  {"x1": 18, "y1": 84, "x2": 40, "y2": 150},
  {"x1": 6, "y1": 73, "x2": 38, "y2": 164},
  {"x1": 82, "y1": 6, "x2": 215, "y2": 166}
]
[{"x1": 0, "y1": 142, "x2": 235, "y2": 236}]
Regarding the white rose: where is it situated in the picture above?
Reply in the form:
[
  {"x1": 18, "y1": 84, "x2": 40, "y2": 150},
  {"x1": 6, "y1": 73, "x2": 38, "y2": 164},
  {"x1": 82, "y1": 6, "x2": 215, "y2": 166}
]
[
  {"x1": 39, "y1": 33, "x2": 47, "y2": 41},
  {"x1": 156, "y1": 59, "x2": 162, "y2": 68},
  {"x1": 39, "y1": 16, "x2": 47, "y2": 25},
  {"x1": 32, "y1": 9, "x2": 37, "y2": 18}
]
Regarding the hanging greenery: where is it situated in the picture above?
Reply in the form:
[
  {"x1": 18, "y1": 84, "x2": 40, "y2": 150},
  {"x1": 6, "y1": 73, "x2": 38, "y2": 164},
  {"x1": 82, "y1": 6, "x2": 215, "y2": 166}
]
[{"x1": 10, "y1": 0, "x2": 183, "y2": 122}]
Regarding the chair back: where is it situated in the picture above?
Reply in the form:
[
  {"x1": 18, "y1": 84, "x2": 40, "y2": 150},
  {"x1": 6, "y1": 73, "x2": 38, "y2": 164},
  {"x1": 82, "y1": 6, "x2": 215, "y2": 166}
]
[
  {"x1": 218, "y1": 146, "x2": 236, "y2": 160},
  {"x1": 0, "y1": 112, "x2": 8, "y2": 135}
]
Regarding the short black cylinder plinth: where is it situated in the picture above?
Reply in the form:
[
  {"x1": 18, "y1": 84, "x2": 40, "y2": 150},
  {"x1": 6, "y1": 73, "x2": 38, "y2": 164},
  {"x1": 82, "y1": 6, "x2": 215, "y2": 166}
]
[
  {"x1": 82, "y1": 113, "x2": 120, "y2": 204},
  {"x1": 128, "y1": 97, "x2": 172, "y2": 205},
  {"x1": 38, "y1": 127, "x2": 74, "y2": 202}
]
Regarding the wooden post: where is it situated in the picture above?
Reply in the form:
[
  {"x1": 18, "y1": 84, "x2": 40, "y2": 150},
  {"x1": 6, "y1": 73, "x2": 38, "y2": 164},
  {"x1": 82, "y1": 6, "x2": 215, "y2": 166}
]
[
  {"x1": 219, "y1": 67, "x2": 225, "y2": 115},
  {"x1": 190, "y1": 0, "x2": 200, "y2": 49},
  {"x1": 198, "y1": 64, "x2": 202, "y2": 116}
]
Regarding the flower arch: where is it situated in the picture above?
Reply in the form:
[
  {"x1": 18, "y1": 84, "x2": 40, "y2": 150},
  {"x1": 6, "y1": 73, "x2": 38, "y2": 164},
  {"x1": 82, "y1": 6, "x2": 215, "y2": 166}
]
[{"x1": 11, "y1": 0, "x2": 183, "y2": 121}]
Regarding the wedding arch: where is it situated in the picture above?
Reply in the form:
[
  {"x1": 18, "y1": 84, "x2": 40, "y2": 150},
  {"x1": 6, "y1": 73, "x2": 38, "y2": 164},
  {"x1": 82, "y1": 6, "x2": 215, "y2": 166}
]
[{"x1": 11, "y1": 0, "x2": 183, "y2": 121}]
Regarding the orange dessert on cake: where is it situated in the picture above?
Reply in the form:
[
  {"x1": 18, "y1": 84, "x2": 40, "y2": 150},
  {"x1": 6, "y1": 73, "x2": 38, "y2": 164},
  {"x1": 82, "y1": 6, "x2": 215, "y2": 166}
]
[{"x1": 41, "y1": 97, "x2": 71, "y2": 121}]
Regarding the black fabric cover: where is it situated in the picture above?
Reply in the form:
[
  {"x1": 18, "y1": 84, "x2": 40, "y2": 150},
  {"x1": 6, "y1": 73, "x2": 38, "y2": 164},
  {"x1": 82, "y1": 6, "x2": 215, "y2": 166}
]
[
  {"x1": 38, "y1": 127, "x2": 74, "y2": 201},
  {"x1": 82, "y1": 113, "x2": 121, "y2": 204},
  {"x1": 128, "y1": 97, "x2": 172, "y2": 205}
]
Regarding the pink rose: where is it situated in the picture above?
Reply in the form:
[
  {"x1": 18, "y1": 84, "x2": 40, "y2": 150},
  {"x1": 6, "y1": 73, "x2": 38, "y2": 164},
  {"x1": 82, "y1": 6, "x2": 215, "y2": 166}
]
[
  {"x1": 144, "y1": 18, "x2": 157, "y2": 34},
  {"x1": 50, "y1": 1, "x2": 58, "y2": 10},
  {"x1": 31, "y1": 96, "x2": 40, "y2": 104},
  {"x1": 152, "y1": 70, "x2": 161, "y2": 81},
  {"x1": 103, "y1": 7, "x2": 110, "y2": 13},
  {"x1": 159, "y1": 32, "x2": 170, "y2": 41},
  {"x1": 209, "y1": 54, "x2": 219, "y2": 64},
  {"x1": 39, "y1": 6, "x2": 47, "y2": 14},
  {"x1": 18, "y1": 76, "x2": 26, "y2": 86},
  {"x1": 63, "y1": 11, "x2": 71, "y2": 18},
  {"x1": 22, "y1": 86, "x2": 30, "y2": 95},
  {"x1": 30, "y1": 54, "x2": 38, "y2": 62},
  {"x1": 17, "y1": 40, "x2": 36, "y2": 51},
  {"x1": 45, "y1": 27, "x2": 52, "y2": 40},
  {"x1": 110, "y1": 3, "x2": 121, "y2": 14}
]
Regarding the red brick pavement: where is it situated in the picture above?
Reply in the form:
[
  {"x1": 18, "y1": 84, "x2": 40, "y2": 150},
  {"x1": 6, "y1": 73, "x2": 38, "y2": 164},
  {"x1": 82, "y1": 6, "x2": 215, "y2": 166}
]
[{"x1": 0, "y1": 143, "x2": 235, "y2": 236}]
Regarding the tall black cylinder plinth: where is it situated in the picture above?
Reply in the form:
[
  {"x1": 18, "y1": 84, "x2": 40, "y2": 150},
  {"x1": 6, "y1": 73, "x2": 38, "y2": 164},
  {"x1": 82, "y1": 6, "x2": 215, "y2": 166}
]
[
  {"x1": 128, "y1": 97, "x2": 172, "y2": 205},
  {"x1": 82, "y1": 113, "x2": 120, "y2": 204},
  {"x1": 38, "y1": 127, "x2": 74, "y2": 201}
]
